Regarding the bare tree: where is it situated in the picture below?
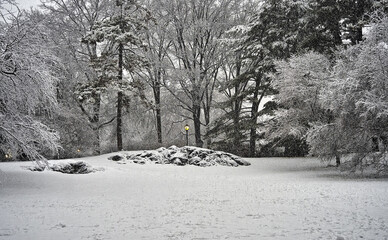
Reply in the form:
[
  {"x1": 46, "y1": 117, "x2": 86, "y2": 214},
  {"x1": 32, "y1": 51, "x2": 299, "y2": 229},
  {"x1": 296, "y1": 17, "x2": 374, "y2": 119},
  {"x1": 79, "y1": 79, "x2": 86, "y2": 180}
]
[
  {"x1": 157, "y1": 0, "x2": 236, "y2": 147},
  {"x1": 134, "y1": 0, "x2": 172, "y2": 145}
]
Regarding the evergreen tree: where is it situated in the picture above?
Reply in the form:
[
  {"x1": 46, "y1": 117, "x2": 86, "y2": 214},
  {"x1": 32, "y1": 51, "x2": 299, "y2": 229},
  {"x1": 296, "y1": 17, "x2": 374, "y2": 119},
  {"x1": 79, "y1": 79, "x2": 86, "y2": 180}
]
[
  {"x1": 341, "y1": 0, "x2": 373, "y2": 44},
  {"x1": 300, "y1": 0, "x2": 342, "y2": 54},
  {"x1": 210, "y1": 0, "x2": 307, "y2": 156},
  {"x1": 241, "y1": 0, "x2": 305, "y2": 156},
  {"x1": 82, "y1": 0, "x2": 152, "y2": 151},
  {"x1": 207, "y1": 1, "x2": 257, "y2": 155}
]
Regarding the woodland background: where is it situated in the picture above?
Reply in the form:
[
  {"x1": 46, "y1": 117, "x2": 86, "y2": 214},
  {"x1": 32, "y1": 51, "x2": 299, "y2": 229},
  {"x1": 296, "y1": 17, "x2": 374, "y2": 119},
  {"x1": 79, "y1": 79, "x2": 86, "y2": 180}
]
[{"x1": 1, "y1": 0, "x2": 388, "y2": 172}]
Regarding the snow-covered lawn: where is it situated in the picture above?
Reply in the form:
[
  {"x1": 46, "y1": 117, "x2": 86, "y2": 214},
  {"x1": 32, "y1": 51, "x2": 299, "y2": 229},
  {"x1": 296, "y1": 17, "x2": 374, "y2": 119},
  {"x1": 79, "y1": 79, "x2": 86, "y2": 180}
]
[{"x1": 1, "y1": 154, "x2": 387, "y2": 240}]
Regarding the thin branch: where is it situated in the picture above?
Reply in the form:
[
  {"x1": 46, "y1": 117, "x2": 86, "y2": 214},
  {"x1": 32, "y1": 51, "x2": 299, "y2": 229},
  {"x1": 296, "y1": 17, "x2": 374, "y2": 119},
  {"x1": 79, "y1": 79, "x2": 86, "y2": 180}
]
[{"x1": 98, "y1": 116, "x2": 116, "y2": 129}]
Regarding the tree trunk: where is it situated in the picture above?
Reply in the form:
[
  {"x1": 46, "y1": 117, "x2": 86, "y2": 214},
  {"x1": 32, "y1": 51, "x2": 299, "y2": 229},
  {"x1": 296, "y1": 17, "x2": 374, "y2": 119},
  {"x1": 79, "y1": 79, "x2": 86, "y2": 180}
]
[
  {"x1": 203, "y1": 83, "x2": 211, "y2": 148},
  {"x1": 204, "y1": 106, "x2": 211, "y2": 148},
  {"x1": 94, "y1": 127, "x2": 101, "y2": 155},
  {"x1": 117, "y1": 91, "x2": 123, "y2": 151},
  {"x1": 193, "y1": 104, "x2": 203, "y2": 148},
  {"x1": 336, "y1": 154, "x2": 341, "y2": 167},
  {"x1": 249, "y1": 121, "x2": 258, "y2": 157},
  {"x1": 78, "y1": 90, "x2": 101, "y2": 155},
  {"x1": 249, "y1": 76, "x2": 261, "y2": 157},
  {"x1": 117, "y1": 42, "x2": 123, "y2": 151},
  {"x1": 156, "y1": 104, "x2": 162, "y2": 144},
  {"x1": 249, "y1": 128, "x2": 256, "y2": 157},
  {"x1": 92, "y1": 92, "x2": 101, "y2": 154},
  {"x1": 153, "y1": 72, "x2": 162, "y2": 144},
  {"x1": 232, "y1": 60, "x2": 243, "y2": 149},
  {"x1": 232, "y1": 83, "x2": 242, "y2": 147}
]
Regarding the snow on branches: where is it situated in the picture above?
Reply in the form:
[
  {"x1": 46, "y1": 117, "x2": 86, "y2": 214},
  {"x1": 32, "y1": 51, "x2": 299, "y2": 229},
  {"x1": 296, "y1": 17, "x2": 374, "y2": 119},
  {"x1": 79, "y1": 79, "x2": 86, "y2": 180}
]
[{"x1": 0, "y1": 2, "x2": 60, "y2": 165}]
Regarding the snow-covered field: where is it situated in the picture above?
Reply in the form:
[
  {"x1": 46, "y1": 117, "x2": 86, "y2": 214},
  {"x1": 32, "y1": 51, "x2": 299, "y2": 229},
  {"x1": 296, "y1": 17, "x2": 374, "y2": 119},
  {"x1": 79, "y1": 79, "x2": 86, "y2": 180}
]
[{"x1": 1, "y1": 153, "x2": 388, "y2": 240}]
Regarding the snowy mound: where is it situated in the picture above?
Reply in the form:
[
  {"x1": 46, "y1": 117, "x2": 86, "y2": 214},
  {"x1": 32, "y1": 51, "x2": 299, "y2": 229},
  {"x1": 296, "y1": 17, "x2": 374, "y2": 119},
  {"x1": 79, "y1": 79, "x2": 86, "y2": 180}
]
[
  {"x1": 50, "y1": 161, "x2": 96, "y2": 174},
  {"x1": 109, "y1": 146, "x2": 250, "y2": 167},
  {"x1": 28, "y1": 161, "x2": 100, "y2": 174}
]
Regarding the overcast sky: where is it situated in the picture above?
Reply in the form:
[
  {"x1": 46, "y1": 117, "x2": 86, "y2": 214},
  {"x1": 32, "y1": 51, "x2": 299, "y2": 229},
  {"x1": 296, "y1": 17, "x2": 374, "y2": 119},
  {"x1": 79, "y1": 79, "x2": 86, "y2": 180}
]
[{"x1": 15, "y1": 0, "x2": 41, "y2": 9}]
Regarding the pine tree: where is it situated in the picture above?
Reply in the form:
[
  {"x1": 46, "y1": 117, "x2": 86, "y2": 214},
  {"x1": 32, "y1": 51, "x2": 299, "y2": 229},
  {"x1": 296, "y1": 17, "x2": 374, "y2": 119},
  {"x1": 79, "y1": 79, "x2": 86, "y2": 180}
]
[
  {"x1": 300, "y1": 0, "x2": 343, "y2": 54},
  {"x1": 82, "y1": 0, "x2": 152, "y2": 151},
  {"x1": 207, "y1": 1, "x2": 259, "y2": 155},
  {"x1": 341, "y1": 0, "x2": 374, "y2": 44},
  {"x1": 209, "y1": 0, "x2": 307, "y2": 156},
  {"x1": 242, "y1": 0, "x2": 305, "y2": 156}
]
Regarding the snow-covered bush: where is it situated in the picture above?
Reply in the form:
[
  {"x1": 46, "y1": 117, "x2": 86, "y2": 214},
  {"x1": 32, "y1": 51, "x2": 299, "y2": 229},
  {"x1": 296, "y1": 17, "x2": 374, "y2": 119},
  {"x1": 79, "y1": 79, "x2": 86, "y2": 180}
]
[
  {"x1": 272, "y1": 14, "x2": 388, "y2": 174},
  {"x1": 315, "y1": 14, "x2": 388, "y2": 173}
]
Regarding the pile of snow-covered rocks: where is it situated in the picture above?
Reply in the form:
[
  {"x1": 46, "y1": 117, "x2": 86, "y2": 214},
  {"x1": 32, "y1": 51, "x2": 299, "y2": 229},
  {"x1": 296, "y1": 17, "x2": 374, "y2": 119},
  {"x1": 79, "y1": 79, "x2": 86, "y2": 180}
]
[
  {"x1": 108, "y1": 146, "x2": 250, "y2": 167},
  {"x1": 50, "y1": 161, "x2": 95, "y2": 174},
  {"x1": 28, "y1": 161, "x2": 98, "y2": 174}
]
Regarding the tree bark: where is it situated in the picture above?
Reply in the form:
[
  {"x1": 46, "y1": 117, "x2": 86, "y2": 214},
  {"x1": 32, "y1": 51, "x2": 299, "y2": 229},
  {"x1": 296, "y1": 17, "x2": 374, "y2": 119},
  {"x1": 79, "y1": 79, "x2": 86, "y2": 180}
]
[
  {"x1": 204, "y1": 105, "x2": 211, "y2": 147},
  {"x1": 117, "y1": 42, "x2": 123, "y2": 151},
  {"x1": 232, "y1": 62, "x2": 243, "y2": 147},
  {"x1": 233, "y1": 96, "x2": 242, "y2": 147},
  {"x1": 249, "y1": 76, "x2": 262, "y2": 157},
  {"x1": 94, "y1": 127, "x2": 101, "y2": 155},
  {"x1": 153, "y1": 70, "x2": 162, "y2": 144},
  {"x1": 193, "y1": 103, "x2": 203, "y2": 148},
  {"x1": 336, "y1": 154, "x2": 341, "y2": 167},
  {"x1": 116, "y1": 1, "x2": 124, "y2": 151},
  {"x1": 92, "y1": 92, "x2": 101, "y2": 154},
  {"x1": 154, "y1": 83, "x2": 162, "y2": 144},
  {"x1": 203, "y1": 84, "x2": 211, "y2": 148}
]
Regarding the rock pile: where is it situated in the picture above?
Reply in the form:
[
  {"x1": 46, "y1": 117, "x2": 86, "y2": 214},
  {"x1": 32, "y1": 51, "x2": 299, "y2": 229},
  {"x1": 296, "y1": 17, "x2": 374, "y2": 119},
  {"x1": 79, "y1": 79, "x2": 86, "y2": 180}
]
[
  {"x1": 28, "y1": 160, "x2": 98, "y2": 174},
  {"x1": 51, "y1": 161, "x2": 95, "y2": 174},
  {"x1": 109, "y1": 146, "x2": 250, "y2": 167}
]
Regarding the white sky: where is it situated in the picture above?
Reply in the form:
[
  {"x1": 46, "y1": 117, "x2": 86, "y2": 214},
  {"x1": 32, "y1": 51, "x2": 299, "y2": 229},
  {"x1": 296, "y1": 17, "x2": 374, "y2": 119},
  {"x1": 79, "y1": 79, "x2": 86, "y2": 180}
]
[{"x1": 15, "y1": 0, "x2": 41, "y2": 9}]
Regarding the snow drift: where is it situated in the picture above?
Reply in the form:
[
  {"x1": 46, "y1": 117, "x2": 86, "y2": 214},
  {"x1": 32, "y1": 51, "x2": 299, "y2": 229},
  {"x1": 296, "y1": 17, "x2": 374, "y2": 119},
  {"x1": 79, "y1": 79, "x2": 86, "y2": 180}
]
[{"x1": 109, "y1": 146, "x2": 250, "y2": 167}]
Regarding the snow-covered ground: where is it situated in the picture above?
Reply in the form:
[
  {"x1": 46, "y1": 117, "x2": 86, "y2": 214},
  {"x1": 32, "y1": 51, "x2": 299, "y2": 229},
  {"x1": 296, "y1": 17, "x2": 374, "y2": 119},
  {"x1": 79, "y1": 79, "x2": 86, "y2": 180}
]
[{"x1": 1, "y1": 153, "x2": 387, "y2": 240}]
